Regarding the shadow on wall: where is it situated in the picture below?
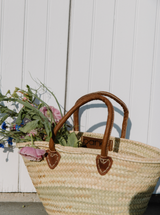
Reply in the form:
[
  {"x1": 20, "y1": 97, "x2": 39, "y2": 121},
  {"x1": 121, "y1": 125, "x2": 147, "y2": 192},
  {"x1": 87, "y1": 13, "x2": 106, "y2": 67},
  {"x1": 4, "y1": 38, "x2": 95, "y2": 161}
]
[
  {"x1": 78, "y1": 103, "x2": 132, "y2": 139},
  {"x1": 1, "y1": 146, "x2": 14, "y2": 162}
]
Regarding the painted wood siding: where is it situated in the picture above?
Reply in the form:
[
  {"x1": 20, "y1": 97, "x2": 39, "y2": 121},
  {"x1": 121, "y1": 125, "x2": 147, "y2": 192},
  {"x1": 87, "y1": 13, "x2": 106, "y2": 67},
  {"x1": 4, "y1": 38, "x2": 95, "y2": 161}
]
[{"x1": 0, "y1": 0, "x2": 160, "y2": 193}]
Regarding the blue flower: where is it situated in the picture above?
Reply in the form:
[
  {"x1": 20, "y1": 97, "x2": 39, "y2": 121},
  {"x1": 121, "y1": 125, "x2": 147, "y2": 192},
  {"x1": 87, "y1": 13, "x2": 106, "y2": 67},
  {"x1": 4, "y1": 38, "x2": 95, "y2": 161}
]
[
  {"x1": 15, "y1": 124, "x2": 21, "y2": 131},
  {"x1": 0, "y1": 143, "x2": 4, "y2": 148},
  {"x1": 1, "y1": 122, "x2": 7, "y2": 130},
  {"x1": 7, "y1": 137, "x2": 13, "y2": 146},
  {"x1": 15, "y1": 121, "x2": 24, "y2": 131}
]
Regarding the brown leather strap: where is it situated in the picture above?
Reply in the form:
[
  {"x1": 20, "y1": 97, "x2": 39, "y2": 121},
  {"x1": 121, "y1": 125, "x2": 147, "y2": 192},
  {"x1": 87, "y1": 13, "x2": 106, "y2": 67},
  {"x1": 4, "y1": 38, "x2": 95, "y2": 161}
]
[
  {"x1": 74, "y1": 91, "x2": 129, "y2": 138},
  {"x1": 49, "y1": 93, "x2": 114, "y2": 175}
]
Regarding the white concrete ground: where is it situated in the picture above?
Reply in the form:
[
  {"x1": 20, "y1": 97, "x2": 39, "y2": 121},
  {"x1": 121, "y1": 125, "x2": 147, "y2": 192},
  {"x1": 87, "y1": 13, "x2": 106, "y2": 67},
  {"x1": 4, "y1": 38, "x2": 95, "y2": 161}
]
[{"x1": 0, "y1": 193, "x2": 40, "y2": 202}]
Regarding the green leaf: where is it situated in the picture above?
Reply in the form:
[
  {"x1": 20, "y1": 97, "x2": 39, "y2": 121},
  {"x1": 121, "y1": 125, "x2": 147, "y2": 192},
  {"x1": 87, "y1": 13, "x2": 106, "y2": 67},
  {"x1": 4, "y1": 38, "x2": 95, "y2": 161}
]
[
  {"x1": 15, "y1": 87, "x2": 20, "y2": 91},
  {"x1": 16, "y1": 108, "x2": 26, "y2": 125},
  {"x1": 23, "y1": 114, "x2": 31, "y2": 120},
  {"x1": 0, "y1": 114, "x2": 9, "y2": 125},
  {"x1": 5, "y1": 90, "x2": 11, "y2": 96},
  {"x1": 0, "y1": 104, "x2": 17, "y2": 116},
  {"x1": 11, "y1": 87, "x2": 20, "y2": 98},
  {"x1": 0, "y1": 93, "x2": 5, "y2": 98},
  {"x1": 67, "y1": 132, "x2": 79, "y2": 147},
  {"x1": 26, "y1": 85, "x2": 33, "y2": 101},
  {"x1": 24, "y1": 135, "x2": 32, "y2": 141},
  {"x1": 19, "y1": 120, "x2": 39, "y2": 133},
  {"x1": 58, "y1": 136, "x2": 67, "y2": 146},
  {"x1": 43, "y1": 121, "x2": 52, "y2": 138},
  {"x1": 32, "y1": 114, "x2": 41, "y2": 121},
  {"x1": 11, "y1": 92, "x2": 19, "y2": 98},
  {"x1": 38, "y1": 103, "x2": 44, "y2": 110},
  {"x1": 44, "y1": 136, "x2": 50, "y2": 142}
]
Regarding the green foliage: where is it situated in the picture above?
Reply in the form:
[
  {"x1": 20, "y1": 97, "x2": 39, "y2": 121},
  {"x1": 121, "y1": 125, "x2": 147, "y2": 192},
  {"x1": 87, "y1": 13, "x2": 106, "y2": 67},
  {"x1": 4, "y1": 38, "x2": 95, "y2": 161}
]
[
  {"x1": 0, "y1": 82, "x2": 79, "y2": 148},
  {"x1": 67, "y1": 132, "x2": 79, "y2": 147},
  {"x1": 19, "y1": 120, "x2": 40, "y2": 133}
]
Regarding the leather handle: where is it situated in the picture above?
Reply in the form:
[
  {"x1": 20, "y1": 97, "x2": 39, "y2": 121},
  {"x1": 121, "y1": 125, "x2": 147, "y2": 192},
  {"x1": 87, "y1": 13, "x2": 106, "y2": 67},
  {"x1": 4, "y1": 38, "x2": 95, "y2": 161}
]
[
  {"x1": 48, "y1": 93, "x2": 114, "y2": 175},
  {"x1": 74, "y1": 91, "x2": 129, "y2": 138}
]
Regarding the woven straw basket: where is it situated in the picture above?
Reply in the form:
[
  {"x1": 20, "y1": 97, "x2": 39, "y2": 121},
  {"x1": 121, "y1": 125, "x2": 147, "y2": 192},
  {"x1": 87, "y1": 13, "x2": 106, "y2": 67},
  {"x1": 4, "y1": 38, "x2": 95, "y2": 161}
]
[{"x1": 17, "y1": 92, "x2": 160, "y2": 215}]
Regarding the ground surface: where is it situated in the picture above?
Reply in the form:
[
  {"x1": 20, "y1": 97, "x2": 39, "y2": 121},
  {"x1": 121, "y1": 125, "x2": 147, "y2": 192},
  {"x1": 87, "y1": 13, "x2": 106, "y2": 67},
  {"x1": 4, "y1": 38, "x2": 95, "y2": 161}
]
[{"x1": 0, "y1": 193, "x2": 159, "y2": 215}]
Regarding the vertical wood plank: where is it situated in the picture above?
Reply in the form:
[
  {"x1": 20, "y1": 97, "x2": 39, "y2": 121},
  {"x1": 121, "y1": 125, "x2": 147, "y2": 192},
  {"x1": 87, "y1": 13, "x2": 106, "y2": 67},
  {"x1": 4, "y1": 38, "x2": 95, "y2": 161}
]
[
  {"x1": 107, "y1": 0, "x2": 137, "y2": 138},
  {"x1": 22, "y1": 0, "x2": 48, "y2": 88},
  {"x1": 0, "y1": 148, "x2": 19, "y2": 192},
  {"x1": 0, "y1": 0, "x2": 24, "y2": 91},
  {"x1": 89, "y1": 0, "x2": 115, "y2": 93},
  {"x1": 66, "y1": 0, "x2": 95, "y2": 105},
  {"x1": 85, "y1": 0, "x2": 115, "y2": 134},
  {"x1": 109, "y1": 0, "x2": 137, "y2": 104},
  {"x1": 46, "y1": 0, "x2": 70, "y2": 110},
  {"x1": 0, "y1": 0, "x2": 25, "y2": 192},
  {"x1": 147, "y1": 0, "x2": 160, "y2": 149},
  {"x1": 0, "y1": 0, "x2": 4, "y2": 85},
  {"x1": 19, "y1": 0, "x2": 48, "y2": 192},
  {"x1": 129, "y1": 0, "x2": 158, "y2": 144},
  {"x1": 66, "y1": 0, "x2": 97, "y2": 131},
  {"x1": 149, "y1": 1, "x2": 160, "y2": 193}
]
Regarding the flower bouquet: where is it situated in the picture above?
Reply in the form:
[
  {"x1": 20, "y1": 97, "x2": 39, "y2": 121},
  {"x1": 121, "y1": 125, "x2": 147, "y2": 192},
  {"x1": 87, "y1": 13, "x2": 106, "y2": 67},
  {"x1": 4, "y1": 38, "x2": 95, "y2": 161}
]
[{"x1": 0, "y1": 82, "x2": 79, "y2": 160}]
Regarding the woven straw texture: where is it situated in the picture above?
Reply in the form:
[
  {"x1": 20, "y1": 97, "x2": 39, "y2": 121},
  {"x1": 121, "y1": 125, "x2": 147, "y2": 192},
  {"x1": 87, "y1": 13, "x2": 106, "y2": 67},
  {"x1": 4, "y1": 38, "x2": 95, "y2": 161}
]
[{"x1": 17, "y1": 132, "x2": 160, "y2": 215}]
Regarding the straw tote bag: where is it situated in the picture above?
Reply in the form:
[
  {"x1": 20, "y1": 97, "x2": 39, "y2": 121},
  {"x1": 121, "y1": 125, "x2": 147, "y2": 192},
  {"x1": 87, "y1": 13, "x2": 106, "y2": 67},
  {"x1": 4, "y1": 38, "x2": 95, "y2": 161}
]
[{"x1": 17, "y1": 93, "x2": 160, "y2": 215}]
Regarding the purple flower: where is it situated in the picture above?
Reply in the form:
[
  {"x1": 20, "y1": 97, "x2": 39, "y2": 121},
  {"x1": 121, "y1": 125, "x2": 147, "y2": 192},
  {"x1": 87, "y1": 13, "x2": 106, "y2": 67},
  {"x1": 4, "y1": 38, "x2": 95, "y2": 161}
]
[
  {"x1": 0, "y1": 143, "x2": 4, "y2": 148},
  {"x1": 19, "y1": 147, "x2": 46, "y2": 161},
  {"x1": 27, "y1": 130, "x2": 37, "y2": 137},
  {"x1": 40, "y1": 106, "x2": 62, "y2": 123}
]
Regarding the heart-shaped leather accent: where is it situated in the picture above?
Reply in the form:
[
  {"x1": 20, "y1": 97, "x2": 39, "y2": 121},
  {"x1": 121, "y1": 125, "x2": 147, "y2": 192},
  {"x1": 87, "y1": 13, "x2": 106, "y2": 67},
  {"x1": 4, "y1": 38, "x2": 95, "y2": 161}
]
[
  {"x1": 46, "y1": 150, "x2": 61, "y2": 169},
  {"x1": 96, "y1": 155, "x2": 113, "y2": 175}
]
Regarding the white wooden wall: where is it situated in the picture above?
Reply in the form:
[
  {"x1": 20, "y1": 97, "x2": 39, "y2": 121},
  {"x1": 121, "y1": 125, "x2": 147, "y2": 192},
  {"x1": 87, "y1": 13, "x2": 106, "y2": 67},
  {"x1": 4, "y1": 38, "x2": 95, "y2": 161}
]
[{"x1": 0, "y1": 0, "x2": 160, "y2": 193}]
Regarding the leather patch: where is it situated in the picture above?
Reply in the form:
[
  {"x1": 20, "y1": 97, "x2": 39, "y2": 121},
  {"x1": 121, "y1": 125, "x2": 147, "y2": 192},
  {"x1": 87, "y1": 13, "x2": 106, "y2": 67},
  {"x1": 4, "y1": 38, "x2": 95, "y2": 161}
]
[
  {"x1": 96, "y1": 155, "x2": 113, "y2": 175},
  {"x1": 81, "y1": 136, "x2": 102, "y2": 149},
  {"x1": 81, "y1": 136, "x2": 113, "y2": 151},
  {"x1": 46, "y1": 150, "x2": 61, "y2": 169}
]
